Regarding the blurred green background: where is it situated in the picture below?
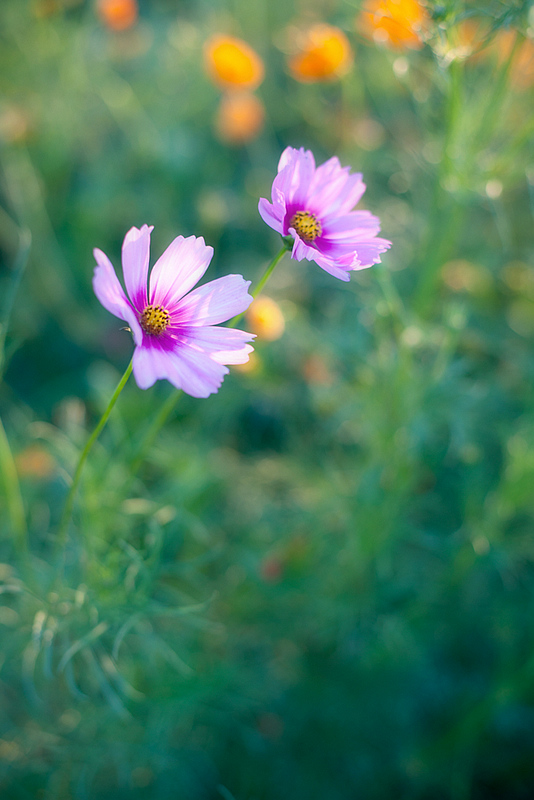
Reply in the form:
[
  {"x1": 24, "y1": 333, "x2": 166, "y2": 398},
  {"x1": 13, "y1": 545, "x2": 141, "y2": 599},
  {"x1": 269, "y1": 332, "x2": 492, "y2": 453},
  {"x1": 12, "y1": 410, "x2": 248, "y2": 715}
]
[{"x1": 1, "y1": 0, "x2": 534, "y2": 798}]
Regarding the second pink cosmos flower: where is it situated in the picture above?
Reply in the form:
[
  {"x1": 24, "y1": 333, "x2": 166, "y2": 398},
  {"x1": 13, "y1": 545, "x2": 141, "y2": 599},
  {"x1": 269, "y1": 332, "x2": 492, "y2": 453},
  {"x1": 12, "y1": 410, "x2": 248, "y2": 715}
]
[
  {"x1": 259, "y1": 146, "x2": 391, "y2": 281},
  {"x1": 93, "y1": 225, "x2": 255, "y2": 397}
]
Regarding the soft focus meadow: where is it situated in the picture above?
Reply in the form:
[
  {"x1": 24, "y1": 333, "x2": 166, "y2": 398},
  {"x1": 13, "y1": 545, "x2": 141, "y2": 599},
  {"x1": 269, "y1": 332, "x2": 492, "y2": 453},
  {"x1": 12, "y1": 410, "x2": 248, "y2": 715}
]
[{"x1": 1, "y1": 0, "x2": 534, "y2": 798}]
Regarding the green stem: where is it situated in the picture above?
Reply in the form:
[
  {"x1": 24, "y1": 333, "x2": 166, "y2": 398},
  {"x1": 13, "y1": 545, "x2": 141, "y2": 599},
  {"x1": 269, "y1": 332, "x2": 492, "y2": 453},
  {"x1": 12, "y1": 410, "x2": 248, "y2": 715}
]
[
  {"x1": 229, "y1": 240, "x2": 291, "y2": 328},
  {"x1": 0, "y1": 415, "x2": 28, "y2": 559},
  {"x1": 56, "y1": 359, "x2": 133, "y2": 551},
  {"x1": 441, "y1": 58, "x2": 463, "y2": 182},
  {"x1": 0, "y1": 223, "x2": 31, "y2": 382}
]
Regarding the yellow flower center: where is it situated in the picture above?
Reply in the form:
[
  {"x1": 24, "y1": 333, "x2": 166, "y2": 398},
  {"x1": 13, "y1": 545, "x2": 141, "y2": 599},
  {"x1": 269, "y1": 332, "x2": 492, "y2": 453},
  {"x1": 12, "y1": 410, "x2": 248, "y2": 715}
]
[
  {"x1": 139, "y1": 304, "x2": 170, "y2": 335},
  {"x1": 289, "y1": 211, "x2": 322, "y2": 242}
]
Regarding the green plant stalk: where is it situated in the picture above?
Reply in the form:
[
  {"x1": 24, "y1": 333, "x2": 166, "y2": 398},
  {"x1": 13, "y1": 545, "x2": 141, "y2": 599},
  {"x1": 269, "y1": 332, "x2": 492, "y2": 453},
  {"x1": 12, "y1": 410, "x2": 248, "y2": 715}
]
[
  {"x1": 255, "y1": 240, "x2": 292, "y2": 295},
  {"x1": 129, "y1": 241, "x2": 292, "y2": 471},
  {"x1": 56, "y1": 359, "x2": 133, "y2": 551},
  {"x1": 414, "y1": 58, "x2": 464, "y2": 314},
  {"x1": 0, "y1": 414, "x2": 28, "y2": 559},
  {"x1": 0, "y1": 222, "x2": 31, "y2": 382},
  {"x1": 229, "y1": 240, "x2": 292, "y2": 328}
]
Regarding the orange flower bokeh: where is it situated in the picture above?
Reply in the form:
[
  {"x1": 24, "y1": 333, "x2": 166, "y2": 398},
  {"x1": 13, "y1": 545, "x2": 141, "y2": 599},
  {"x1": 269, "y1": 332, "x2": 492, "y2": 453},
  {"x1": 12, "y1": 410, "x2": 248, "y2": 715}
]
[
  {"x1": 493, "y1": 29, "x2": 534, "y2": 90},
  {"x1": 246, "y1": 297, "x2": 285, "y2": 340},
  {"x1": 204, "y1": 35, "x2": 264, "y2": 91},
  {"x1": 454, "y1": 18, "x2": 491, "y2": 60},
  {"x1": 96, "y1": 0, "x2": 138, "y2": 31},
  {"x1": 358, "y1": 0, "x2": 429, "y2": 50},
  {"x1": 288, "y1": 24, "x2": 353, "y2": 82},
  {"x1": 215, "y1": 92, "x2": 265, "y2": 144},
  {"x1": 15, "y1": 445, "x2": 56, "y2": 480}
]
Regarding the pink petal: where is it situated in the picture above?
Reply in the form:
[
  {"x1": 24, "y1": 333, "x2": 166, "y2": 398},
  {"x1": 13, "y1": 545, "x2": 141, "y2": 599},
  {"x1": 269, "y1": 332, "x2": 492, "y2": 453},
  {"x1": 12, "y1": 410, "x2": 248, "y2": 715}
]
[
  {"x1": 132, "y1": 339, "x2": 229, "y2": 397},
  {"x1": 322, "y1": 211, "x2": 382, "y2": 239},
  {"x1": 307, "y1": 174, "x2": 349, "y2": 217},
  {"x1": 174, "y1": 274, "x2": 253, "y2": 326},
  {"x1": 288, "y1": 236, "x2": 352, "y2": 281},
  {"x1": 183, "y1": 325, "x2": 255, "y2": 365},
  {"x1": 132, "y1": 340, "x2": 164, "y2": 390},
  {"x1": 210, "y1": 343, "x2": 254, "y2": 365},
  {"x1": 351, "y1": 239, "x2": 392, "y2": 268},
  {"x1": 278, "y1": 146, "x2": 298, "y2": 172},
  {"x1": 93, "y1": 248, "x2": 143, "y2": 345},
  {"x1": 317, "y1": 236, "x2": 391, "y2": 267},
  {"x1": 168, "y1": 345, "x2": 230, "y2": 396},
  {"x1": 308, "y1": 163, "x2": 366, "y2": 217},
  {"x1": 307, "y1": 156, "x2": 345, "y2": 201},
  {"x1": 272, "y1": 147, "x2": 316, "y2": 209},
  {"x1": 149, "y1": 235, "x2": 213, "y2": 309},
  {"x1": 333, "y1": 172, "x2": 367, "y2": 215},
  {"x1": 290, "y1": 233, "x2": 317, "y2": 262},
  {"x1": 309, "y1": 155, "x2": 342, "y2": 183},
  {"x1": 121, "y1": 225, "x2": 153, "y2": 312},
  {"x1": 258, "y1": 198, "x2": 283, "y2": 234},
  {"x1": 312, "y1": 252, "x2": 352, "y2": 281}
]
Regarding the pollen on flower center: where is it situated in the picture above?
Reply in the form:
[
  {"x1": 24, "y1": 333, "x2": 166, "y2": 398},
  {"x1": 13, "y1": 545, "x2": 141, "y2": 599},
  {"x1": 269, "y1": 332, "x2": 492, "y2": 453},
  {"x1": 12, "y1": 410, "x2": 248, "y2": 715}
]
[
  {"x1": 139, "y1": 304, "x2": 170, "y2": 335},
  {"x1": 289, "y1": 210, "x2": 322, "y2": 242}
]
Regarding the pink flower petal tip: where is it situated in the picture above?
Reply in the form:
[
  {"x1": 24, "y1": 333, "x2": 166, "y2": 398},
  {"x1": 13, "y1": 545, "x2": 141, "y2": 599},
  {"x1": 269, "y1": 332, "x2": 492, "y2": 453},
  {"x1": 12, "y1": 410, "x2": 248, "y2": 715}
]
[
  {"x1": 93, "y1": 226, "x2": 255, "y2": 397},
  {"x1": 258, "y1": 146, "x2": 391, "y2": 280}
]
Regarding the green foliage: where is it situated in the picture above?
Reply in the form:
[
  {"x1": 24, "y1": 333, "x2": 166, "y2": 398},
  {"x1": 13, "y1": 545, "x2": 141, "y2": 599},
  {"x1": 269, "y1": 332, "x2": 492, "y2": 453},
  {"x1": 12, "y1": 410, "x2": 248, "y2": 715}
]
[{"x1": 1, "y1": 0, "x2": 534, "y2": 798}]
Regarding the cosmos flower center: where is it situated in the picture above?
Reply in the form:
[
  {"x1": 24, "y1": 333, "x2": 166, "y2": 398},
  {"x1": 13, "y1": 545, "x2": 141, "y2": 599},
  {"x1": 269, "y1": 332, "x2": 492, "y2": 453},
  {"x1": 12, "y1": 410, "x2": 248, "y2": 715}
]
[
  {"x1": 289, "y1": 210, "x2": 322, "y2": 242},
  {"x1": 139, "y1": 304, "x2": 170, "y2": 335}
]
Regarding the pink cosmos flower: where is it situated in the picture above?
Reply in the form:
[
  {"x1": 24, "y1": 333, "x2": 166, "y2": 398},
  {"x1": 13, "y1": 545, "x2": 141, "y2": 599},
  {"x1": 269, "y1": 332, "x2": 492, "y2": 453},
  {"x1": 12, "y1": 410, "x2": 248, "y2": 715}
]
[
  {"x1": 93, "y1": 225, "x2": 255, "y2": 397},
  {"x1": 259, "y1": 146, "x2": 391, "y2": 281}
]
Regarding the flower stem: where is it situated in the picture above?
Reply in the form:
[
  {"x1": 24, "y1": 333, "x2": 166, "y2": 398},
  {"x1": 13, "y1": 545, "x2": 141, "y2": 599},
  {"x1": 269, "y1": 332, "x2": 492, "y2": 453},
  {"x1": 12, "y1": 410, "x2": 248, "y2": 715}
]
[
  {"x1": 56, "y1": 358, "x2": 133, "y2": 552},
  {"x1": 0, "y1": 414, "x2": 28, "y2": 560},
  {"x1": 229, "y1": 240, "x2": 291, "y2": 328},
  {"x1": 253, "y1": 241, "x2": 292, "y2": 298}
]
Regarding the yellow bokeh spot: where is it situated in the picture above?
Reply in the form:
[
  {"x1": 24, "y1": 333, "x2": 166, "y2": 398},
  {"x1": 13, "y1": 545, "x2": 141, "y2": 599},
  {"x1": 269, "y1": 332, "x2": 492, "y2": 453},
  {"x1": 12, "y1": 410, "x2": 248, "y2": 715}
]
[
  {"x1": 204, "y1": 35, "x2": 264, "y2": 91},
  {"x1": 215, "y1": 92, "x2": 265, "y2": 144},
  {"x1": 289, "y1": 24, "x2": 353, "y2": 83},
  {"x1": 15, "y1": 445, "x2": 56, "y2": 480},
  {"x1": 302, "y1": 354, "x2": 334, "y2": 386},
  {"x1": 492, "y1": 30, "x2": 534, "y2": 91},
  {"x1": 97, "y1": 0, "x2": 138, "y2": 31},
  {"x1": 246, "y1": 297, "x2": 285, "y2": 341},
  {"x1": 0, "y1": 106, "x2": 30, "y2": 144},
  {"x1": 441, "y1": 260, "x2": 492, "y2": 295},
  {"x1": 358, "y1": 0, "x2": 429, "y2": 51},
  {"x1": 454, "y1": 18, "x2": 491, "y2": 61}
]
